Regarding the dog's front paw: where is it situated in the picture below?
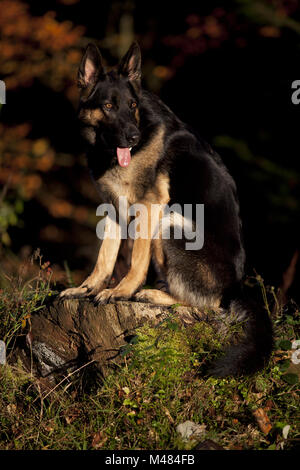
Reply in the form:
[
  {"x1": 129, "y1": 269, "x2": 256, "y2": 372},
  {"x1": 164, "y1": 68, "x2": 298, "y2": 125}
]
[
  {"x1": 93, "y1": 286, "x2": 133, "y2": 305},
  {"x1": 59, "y1": 277, "x2": 109, "y2": 300},
  {"x1": 59, "y1": 285, "x2": 90, "y2": 299},
  {"x1": 93, "y1": 288, "x2": 113, "y2": 305}
]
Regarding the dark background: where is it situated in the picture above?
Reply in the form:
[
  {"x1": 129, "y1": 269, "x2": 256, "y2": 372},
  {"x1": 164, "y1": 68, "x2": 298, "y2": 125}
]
[{"x1": 0, "y1": 0, "x2": 299, "y2": 300}]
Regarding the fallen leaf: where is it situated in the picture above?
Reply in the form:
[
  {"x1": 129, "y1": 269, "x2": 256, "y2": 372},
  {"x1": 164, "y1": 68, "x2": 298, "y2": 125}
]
[
  {"x1": 43, "y1": 419, "x2": 56, "y2": 433},
  {"x1": 63, "y1": 406, "x2": 80, "y2": 425},
  {"x1": 26, "y1": 331, "x2": 33, "y2": 347},
  {"x1": 264, "y1": 400, "x2": 275, "y2": 411},
  {"x1": 282, "y1": 373, "x2": 299, "y2": 385},
  {"x1": 252, "y1": 408, "x2": 272, "y2": 434},
  {"x1": 92, "y1": 431, "x2": 108, "y2": 449},
  {"x1": 282, "y1": 425, "x2": 291, "y2": 439},
  {"x1": 6, "y1": 404, "x2": 17, "y2": 415},
  {"x1": 44, "y1": 425, "x2": 55, "y2": 433},
  {"x1": 163, "y1": 407, "x2": 174, "y2": 424},
  {"x1": 229, "y1": 444, "x2": 243, "y2": 450},
  {"x1": 65, "y1": 415, "x2": 75, "y2": 425}
]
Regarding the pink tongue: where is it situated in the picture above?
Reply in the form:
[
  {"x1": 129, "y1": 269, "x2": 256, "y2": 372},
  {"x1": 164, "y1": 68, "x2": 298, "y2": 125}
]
[{"x1": 117, "y1": 147, "x2": 131, "y2": 167}]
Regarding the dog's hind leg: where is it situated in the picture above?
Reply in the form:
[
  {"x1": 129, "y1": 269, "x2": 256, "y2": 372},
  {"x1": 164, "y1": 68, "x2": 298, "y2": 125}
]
[
  {"x1": 59, "y1": 216, "x2": 121, "y2": 299},
  {"x1": 134, "y1": 289, "x2": 184, "y2": 306}
]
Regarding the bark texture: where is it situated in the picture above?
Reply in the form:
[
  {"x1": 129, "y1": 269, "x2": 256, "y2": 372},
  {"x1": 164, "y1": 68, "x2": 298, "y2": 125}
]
[{"x1": 16, "y1": 298, "x2": 208, "y2": 384}]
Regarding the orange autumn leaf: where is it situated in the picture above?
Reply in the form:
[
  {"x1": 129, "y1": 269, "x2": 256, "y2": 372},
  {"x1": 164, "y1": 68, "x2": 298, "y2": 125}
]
[
  {"x1": 32, "y1": 139, "x2": 49, "y2": 156},
  {"x1": 21, "y1": 314, "x2": 31, "y2": 329},
  {"x1": 186, "y1": 27, "x2": 202, "y2": 39},
  {"x1": 35, "y1": 151, "x2": 55, "y2": 172},
  {"x1": 203, "y1": 17, "x2": 223, "y2": 38},
  {"x1": 252, "y1": 408, "x2": 272, "y2": 435},
  {"x1": 48, "y1": 199, "x2": 73, "y2": 218},
  {"x1": 73, "y1": 206, "x2": 89, "y2": 223},
  {"x1": 260, "y1": 26, "x2": 281, "y2": 38},
  {"x1": 66, "y1": 49, "x2": 81, "y2": 64},
  {"x1": 0, "y1": 0, "x2": 84, "y2": 95},
  {"x1": 13, "y1": 155, "x2": 31, "y2": 169},
  {"x1": 23, "y1": 174, "x2": 42, "y2": 198}
]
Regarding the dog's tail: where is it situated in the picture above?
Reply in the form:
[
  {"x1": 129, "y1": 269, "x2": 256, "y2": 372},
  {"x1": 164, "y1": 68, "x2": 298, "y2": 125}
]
[{"x1": 208, "y1": 292, "x2": 273, "y2": 377}]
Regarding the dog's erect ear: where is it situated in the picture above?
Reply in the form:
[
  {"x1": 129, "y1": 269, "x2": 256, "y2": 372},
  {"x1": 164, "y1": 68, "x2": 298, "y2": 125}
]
[
  {"x1": 77, "y1": 43, "x2": 104, "y2": 89},
  {"x1": 118, "y1": 42, "x2": 141, "y2": 85}
]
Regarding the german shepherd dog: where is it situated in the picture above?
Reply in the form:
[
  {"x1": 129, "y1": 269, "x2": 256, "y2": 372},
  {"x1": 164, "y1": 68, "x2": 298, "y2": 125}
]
[{"x1": 60, "y1": 42, "x2": 273, "y2": 376}]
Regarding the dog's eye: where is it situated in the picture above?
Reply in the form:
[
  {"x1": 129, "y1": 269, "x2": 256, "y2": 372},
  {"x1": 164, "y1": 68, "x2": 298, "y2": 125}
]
[
  {"x1": 104, "y1": 103, "x2": 113, "y2": 110},
  {"x1": 131, "y1": 102, "x2": 137, "y2": 108}
]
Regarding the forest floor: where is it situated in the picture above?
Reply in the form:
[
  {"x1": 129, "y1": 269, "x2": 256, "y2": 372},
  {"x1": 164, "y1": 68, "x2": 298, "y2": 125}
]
[{"x1": 0, "y1": 254, "x2": 299, "y2": 450}]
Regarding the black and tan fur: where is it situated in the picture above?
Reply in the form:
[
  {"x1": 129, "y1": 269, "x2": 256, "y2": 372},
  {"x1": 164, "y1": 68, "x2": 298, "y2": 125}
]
[{"x1": 60, "y1": 42, "x2": 273, "y2": 377}]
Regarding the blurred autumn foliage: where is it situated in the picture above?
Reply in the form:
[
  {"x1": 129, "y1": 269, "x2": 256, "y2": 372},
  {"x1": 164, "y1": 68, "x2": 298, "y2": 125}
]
[
  {"x1": 0, "y1": 0, "x2": 299, "y2": 295},
  {"x1": 0, "y1": 0, "x2": 89, "y2": 284},
  {"x1": 0, "y1": 0, "x2": 84, "y2": 93}
]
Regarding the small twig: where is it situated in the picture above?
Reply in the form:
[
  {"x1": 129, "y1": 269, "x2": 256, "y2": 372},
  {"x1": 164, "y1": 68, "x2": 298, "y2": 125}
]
[
  {"x1": 277, "y1": 250, "x2": 299, "y2": 307},
  {"x1": 39, "y1": 360, "x2": 95, "y2": 401},
  {"x1": 255, "y1": 272, "x2": 272, "y2": 317}
]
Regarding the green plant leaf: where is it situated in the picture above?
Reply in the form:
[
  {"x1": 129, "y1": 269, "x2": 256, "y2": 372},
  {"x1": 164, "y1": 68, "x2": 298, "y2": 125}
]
[
  {"x1": 282, "y1": 373, "x2": 299, "y2": 385},
  {"x1": 279, "y1": 359, "x2": 291, "y2": 372},
  {"x1": 276, "y1": 339, "x2": 292, "y2": 351}
]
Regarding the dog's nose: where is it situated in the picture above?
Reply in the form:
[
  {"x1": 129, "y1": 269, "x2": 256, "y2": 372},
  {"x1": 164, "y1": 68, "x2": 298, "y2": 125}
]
[{"x1": 126, "y1": 132, "x2": 140, "y2": 146}]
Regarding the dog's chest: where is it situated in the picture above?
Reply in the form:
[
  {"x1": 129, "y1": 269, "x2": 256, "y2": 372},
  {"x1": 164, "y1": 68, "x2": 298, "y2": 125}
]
[
  {"x1": 93, "y1": 125, "x2": 166, "y2": 206},
  {"x1": 95, "y1": 164, "x2": 146, "y2": 205}
]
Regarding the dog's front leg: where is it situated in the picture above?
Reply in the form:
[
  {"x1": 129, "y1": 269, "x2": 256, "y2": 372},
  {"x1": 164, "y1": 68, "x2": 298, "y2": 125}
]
[
  {"x1": 94, "y1": 202, "x2": 155, "y2": 304},
  {"x1": 59, "y1": 216, "x2": 121, "y2": 299},
  {"x1": 94, "y1": 236, "x2": 151, "y2": 304}
]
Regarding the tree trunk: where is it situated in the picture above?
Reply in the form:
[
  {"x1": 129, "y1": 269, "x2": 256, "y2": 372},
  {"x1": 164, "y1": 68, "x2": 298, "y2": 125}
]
[{"x1": 15, "y1": 299, "x2": 208, "y2": 385}]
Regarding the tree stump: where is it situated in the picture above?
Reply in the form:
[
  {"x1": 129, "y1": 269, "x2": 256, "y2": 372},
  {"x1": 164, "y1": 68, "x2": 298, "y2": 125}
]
[{"x1": 16, "y1": 299, "x2": 209, "y2": 385}]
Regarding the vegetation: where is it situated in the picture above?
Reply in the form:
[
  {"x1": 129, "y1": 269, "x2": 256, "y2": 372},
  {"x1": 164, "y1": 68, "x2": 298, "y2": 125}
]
[{"x1": 0, "y1": 257, "x2": 299, "y2": 450}]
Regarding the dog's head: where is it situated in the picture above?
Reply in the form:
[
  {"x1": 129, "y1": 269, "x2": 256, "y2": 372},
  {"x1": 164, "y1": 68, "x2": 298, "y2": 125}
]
[{"x1": 77, "y1": 42, "x2": 141, "y2": 167}]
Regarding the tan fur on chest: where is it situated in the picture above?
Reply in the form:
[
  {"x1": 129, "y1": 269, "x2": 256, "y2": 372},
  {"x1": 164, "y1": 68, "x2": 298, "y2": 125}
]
[{"x1": 95, "y1": 125, "x2": 166, "y2": 205}]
